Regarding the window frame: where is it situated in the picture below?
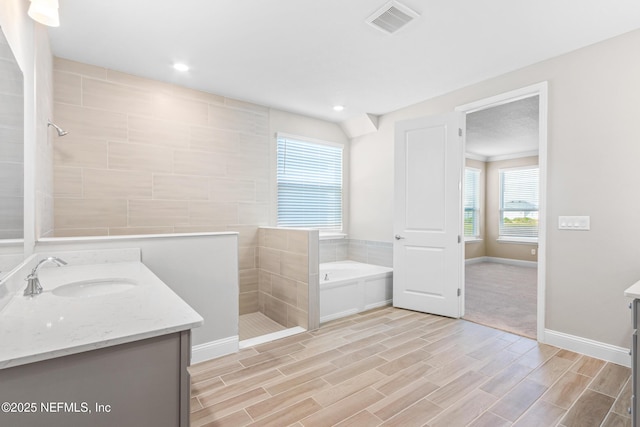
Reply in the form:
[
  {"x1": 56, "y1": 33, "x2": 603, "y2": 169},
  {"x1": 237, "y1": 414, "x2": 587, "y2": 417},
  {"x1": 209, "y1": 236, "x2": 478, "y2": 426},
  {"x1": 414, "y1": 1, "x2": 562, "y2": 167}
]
[
  {"x1": 275, "y1": 133, "x2": 345, "y2": 233},
  {"x1": 498, "y1": 165, "x2": 539, "y2": 243},
  {"x1": 464, "y1": 167, "x2": 481, "y2": 240}
]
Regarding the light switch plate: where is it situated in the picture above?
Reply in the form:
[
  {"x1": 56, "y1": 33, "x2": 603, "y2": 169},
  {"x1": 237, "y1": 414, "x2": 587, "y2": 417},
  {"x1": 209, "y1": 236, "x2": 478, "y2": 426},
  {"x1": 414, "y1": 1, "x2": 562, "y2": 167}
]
[{"x1": 558, "y1": 216, "x2": 590, "y2": 230}]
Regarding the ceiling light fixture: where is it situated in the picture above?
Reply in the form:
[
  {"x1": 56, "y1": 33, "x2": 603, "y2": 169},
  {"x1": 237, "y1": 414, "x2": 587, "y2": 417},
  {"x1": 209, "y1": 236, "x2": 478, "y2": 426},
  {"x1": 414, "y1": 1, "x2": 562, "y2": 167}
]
[
  {"x1": 333, "y1": 105, "x2": 345, "y2": 112},
  {"x1": 173, "y1": 63, "x2": 190, "y2": 72},
  {"x1": 27, "y1": 0, "x2": 60, "y2": 27}
]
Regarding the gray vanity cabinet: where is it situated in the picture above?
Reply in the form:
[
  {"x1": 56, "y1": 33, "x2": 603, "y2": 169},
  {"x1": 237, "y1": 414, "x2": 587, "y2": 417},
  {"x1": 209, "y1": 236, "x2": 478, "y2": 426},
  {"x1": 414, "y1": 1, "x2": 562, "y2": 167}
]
[
  {"x1": 0, "y1": 331, "x2": 191, "y2": 427},
  {"x1": 633, "y1": 300, "x2": 640, "y2": 426}
]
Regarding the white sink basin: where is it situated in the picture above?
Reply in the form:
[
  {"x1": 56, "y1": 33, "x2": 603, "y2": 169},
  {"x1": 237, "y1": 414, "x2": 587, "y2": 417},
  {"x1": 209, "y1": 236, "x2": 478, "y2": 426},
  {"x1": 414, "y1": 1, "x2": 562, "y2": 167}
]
[{"x1": 52, "y1": 278, "x2": 138, "y2": 298}]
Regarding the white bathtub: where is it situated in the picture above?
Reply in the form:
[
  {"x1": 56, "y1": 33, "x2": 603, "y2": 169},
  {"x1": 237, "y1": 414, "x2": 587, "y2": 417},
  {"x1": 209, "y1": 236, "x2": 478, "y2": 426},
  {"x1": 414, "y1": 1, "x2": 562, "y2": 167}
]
[{"x1": 319, "y1": 261, "x2": 393, "y2": 323}]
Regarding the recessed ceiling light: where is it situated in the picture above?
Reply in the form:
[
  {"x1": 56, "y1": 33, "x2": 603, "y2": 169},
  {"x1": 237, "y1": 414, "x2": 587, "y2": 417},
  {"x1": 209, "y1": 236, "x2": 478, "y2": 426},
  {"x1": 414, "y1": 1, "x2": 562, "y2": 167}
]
[
  {"x1": 173, "y1": 63, "x2": 190, "y2": 72},
  {"x1": 333, "y1": 105, "x2": 345, "y2": 112}
]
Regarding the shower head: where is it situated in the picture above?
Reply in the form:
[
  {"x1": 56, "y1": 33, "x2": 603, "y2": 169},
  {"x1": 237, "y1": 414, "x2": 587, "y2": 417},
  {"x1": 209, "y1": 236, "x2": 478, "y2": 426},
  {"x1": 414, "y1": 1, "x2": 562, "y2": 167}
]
[{"x1": 48, "y1": 120, "x2": 68, "y2": 137}]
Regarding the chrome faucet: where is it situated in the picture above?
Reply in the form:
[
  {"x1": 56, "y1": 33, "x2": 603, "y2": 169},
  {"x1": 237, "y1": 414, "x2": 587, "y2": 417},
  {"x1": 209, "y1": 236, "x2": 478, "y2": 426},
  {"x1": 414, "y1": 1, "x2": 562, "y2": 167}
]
[{"x1": 23, "y1": 257, "x2": 67, "y2": 296}]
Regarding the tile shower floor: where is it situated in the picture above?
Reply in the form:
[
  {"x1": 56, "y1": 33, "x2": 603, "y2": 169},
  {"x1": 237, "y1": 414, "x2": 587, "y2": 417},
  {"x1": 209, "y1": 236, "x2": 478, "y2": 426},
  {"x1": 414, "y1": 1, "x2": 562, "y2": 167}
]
[{"x1": 239, "y1": 312, "x2": 287, "y2": 341}]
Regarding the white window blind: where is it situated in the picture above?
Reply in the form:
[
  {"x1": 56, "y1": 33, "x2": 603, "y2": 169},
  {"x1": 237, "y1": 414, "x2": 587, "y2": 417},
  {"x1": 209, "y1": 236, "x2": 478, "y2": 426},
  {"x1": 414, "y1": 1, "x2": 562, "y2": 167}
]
[
  {"x1": 276, "y1": 135, "x2": 343, "y2": 230},
  {"x1": 464, "y1": 168, "x2": 480, "y2": 237},
  {"x1": 499, "y1": 167, "x2": 539, "y2": 239}
]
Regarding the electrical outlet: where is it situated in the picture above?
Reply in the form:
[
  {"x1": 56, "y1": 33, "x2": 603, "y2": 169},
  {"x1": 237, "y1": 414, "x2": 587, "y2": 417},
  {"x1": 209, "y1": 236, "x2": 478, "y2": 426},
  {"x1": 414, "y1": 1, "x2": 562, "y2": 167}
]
[{"x1": 531, "y1": 249, "x2": 536, "y2": 255}]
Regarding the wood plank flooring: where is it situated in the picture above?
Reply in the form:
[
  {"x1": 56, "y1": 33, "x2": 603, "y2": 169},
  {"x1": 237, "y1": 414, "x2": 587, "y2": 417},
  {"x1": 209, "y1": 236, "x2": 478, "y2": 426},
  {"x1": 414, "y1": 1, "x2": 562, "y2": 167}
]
[{"x1": 190, "y1": 307, "x2": 631, "y2": 427}]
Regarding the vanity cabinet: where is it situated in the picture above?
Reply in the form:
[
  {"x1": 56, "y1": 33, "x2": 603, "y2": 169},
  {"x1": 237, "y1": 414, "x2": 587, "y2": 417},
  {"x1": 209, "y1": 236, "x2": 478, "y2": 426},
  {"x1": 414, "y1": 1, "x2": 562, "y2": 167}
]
[
  {"x1": 0, "y1": 330, "x2": 191, "y2": 427},
  {"x1": 633, "y1": 300, "x2": 640, "y2": 426}
]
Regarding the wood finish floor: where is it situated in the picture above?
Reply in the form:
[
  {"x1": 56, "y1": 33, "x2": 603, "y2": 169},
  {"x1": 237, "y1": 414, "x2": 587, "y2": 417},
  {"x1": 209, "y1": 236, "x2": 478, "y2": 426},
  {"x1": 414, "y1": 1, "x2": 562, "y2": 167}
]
[{"x1": 190, "y1": 307, "x2": 631, "y2": 427}]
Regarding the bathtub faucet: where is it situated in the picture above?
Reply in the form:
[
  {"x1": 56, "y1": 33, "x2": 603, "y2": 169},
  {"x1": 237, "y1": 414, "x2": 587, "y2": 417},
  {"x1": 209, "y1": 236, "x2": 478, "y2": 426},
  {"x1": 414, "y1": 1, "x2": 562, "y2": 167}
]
[{"x1": 324, "y1": 273, "x2": 329, "y2": 281}]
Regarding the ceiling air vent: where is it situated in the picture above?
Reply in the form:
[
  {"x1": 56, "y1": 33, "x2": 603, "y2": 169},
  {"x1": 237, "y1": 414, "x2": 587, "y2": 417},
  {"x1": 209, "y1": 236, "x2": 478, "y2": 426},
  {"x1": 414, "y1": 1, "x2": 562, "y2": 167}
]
[{"x1": 366, "y1": 1, "x2": 420, "y2": 35}]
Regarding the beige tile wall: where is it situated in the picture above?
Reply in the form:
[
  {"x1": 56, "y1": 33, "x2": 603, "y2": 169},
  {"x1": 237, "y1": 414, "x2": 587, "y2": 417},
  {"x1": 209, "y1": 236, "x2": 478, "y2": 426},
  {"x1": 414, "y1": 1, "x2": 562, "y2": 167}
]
[
  {"x1": 52, "y1": 58, "x2": 270, "y2": 311},
  {"x1": 0, "y1": 31, "x2": 24, "y2": 239},
  {"x1": 257, "y1": 227, "x2": 319, "y2": 330}
]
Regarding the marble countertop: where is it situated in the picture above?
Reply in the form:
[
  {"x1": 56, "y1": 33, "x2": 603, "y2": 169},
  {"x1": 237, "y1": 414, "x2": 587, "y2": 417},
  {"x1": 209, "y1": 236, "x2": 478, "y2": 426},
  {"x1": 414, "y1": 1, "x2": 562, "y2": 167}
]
[
  {"x1": 625, "y1": 280, "x2": 640, "y2": 299},
  {"x1": 0, "y1": 261, "x2": 203, "y2": 369}
]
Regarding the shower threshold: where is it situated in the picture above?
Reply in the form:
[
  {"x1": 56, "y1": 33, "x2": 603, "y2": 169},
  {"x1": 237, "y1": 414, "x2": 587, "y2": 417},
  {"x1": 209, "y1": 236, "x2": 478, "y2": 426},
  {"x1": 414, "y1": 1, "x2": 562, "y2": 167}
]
[{"x1": 238, "y1": 312, "x2": 306, "y2": 349}]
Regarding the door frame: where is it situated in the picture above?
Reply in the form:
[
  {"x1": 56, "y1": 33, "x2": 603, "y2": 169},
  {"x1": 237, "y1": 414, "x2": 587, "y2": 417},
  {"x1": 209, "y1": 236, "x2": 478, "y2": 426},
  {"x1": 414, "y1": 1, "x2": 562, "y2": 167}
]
[{"x1": 455, "y1": 82, "x2": 548, "y2": 342}]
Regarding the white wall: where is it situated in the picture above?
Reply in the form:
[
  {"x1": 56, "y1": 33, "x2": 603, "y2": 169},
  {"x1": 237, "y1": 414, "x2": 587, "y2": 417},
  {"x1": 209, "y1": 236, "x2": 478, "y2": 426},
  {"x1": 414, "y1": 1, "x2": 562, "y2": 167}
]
[{"x1": 350, "y1": 29, "x2": 640, "y2": 350}]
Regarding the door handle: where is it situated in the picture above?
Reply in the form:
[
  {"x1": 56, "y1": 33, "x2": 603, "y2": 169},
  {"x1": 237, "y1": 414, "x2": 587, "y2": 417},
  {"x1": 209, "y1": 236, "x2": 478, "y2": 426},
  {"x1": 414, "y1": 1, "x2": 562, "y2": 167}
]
[{"x1": 395, "y1": 234, "x2": 405, "y2": 240}]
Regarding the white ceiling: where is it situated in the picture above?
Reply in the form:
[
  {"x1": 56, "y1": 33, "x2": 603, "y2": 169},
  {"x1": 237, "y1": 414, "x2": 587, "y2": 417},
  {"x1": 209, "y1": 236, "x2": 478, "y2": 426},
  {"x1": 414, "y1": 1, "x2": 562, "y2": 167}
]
[
  {"x1": 466, "y1": 96, "x2": 539, "y2": 161},
  {"x1": 48, "y1": 0, "x2": 640, "y2": 123}
]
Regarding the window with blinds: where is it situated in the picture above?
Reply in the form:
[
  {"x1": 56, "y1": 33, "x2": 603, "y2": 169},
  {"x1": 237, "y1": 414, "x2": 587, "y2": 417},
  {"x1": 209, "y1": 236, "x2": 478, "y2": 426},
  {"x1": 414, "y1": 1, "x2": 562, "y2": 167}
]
[
  {"x1": 499, "y1": 166, "x2": 539, "y2": 239},
  {"x1": 464, "y1": 168, "x2": 480, "y2": 237},
  {"x1": 276, "y1": 135, "x2": 343, "y2": 230}
]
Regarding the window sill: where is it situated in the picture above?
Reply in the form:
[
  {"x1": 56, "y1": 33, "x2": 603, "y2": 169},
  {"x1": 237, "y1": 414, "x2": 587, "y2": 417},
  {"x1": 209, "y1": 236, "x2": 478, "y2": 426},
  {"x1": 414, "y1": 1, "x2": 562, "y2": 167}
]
[
  {"x1": 497, "y1": 237, "x2": 538, "y2": 244},
  {"x1": 465, "y1": 237, "x2": 483, "y2": 243},
  {"x1": 319, "y1": 232, "x2": 347, "y2": 241}
]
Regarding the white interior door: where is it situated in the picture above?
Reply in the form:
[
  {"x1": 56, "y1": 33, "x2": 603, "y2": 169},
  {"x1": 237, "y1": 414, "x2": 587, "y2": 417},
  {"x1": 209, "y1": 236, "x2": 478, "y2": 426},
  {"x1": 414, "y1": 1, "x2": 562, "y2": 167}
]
[{"x1": 393, "y1": 112, "x2": 463, "y2": 318}]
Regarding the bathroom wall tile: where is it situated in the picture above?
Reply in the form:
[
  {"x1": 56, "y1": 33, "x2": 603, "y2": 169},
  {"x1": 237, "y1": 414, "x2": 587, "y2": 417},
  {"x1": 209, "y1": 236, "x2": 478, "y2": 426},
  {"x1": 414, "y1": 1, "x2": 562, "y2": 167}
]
[
  {"x1": 320, "y1": 242, "x2": 337, "y2": 264},
  {"x1": 224, "y1": 98, "x2": 269, "y2": 115},
  {"x1": 264, "y1": 228, "x2": 288, "y2": 251},
  {"x1": 128, "y1": 115, "x2": 189, "y2": 148},
  {"x1": 108, "y1": 226, "x2": 174, "y2": 236},
  {"x1": 83, "y1": 78, "x2": 153, "y2": 116},
  {"x1": 228, "y1": 225, "x2": 259, "y2": 247},
  {"x1": 271, "y1": 274, "x2": 298, "y2": 306},
  {"x1": 259, "y1": 247, "x2": 281, "y2": 275},
  {"x1": 258, "y1": 270, "x2": 272, "y2": 294},
  {"x1": 173, "y1": 150, "x2": 226, "y2": 177},
  {"x1": 0, "y1": 163, "x2": 23, "y2": 197},
  {"x1": 153, "y1": 174, "x2": 209, "y2": 200},
  {"x1": 348, "y1": 241, "x2": 367, "y2": 263},
  {"x1": 55, "y1": 103, "x2": 127, "y2": 141},
  {"x1": 173, "y1": 225, "x2": 227, "y2": 234},
  {"x1": 106, "y1": 69, "x2": 174, "y2": 95},
  {"x1": 128, "y1": 200, "x2": 189, "y2": 227},
  {"x1": 210, "y1": 178, "x2": 256, "y2": 202},
  {"x1": 287, "y1": 230, "x2": 309, "y2": 254},
  {"x1": 308, "y1": 230, "x2": 319, "y2": 275},
  {"x1": 53, "y1": 71, "x2": 81, "y2": 105},
  {"x1": 255, "y1": 179, "x2": 270, "y2": 203},
  {"x1": 54, "y1": 57, "x2": 107, "y2": 80},
  {"x1": 0, "y1": 135, "x2": 23, "y2": 163},
  {"x1": 153, "y1": 92, "x2": 208, "y2": 126},
  {"x1": 53, "y1": 135, "x2": 108, "y2": 168},
  {"x1": 189, "y1": 126, "x2": 239, "y2": 154},
  {"x1": 287, "y1": 305, "x2": 308, "y2": 329},
  {"x1": 53, "y1": 228, "x2": 110, "y2": 237},
  {"x1": 239, "y1": 246, "x2": 256, "y2": 270},
  {"x1": 297, "y1": 281, "x2": 309, "y2": 311},
  {"x1": 53, "y1": 167, "x2": 82, "y2": 197},
  {"x1": 0, "y1": 93, "x2": 24, "y2": 129},
  {"x1": 108, "y1": 141, "x2": 173, "y2": 173},
  {"x1": 55, "y1": 198, "x2": 127, "y2": 229},
  {"x1": 240, "y1": 291, "x2": 259, "y2": 315},
  {"x1": 335, "y1": 241, "x2": 349, "y2": 261},
  {"x1": 281, "y1": 252, "x2": 308, "y2": 283},
  {"x1": 209, "y1": 104, "x2": 268, "y2": 136},
  {"x1": 226, "y1": 151, "x2": 269, "y2": 179},
  {"x1": 0, "y1": 196, "x2": 23, "y2": 230},
  {"x1": 238, "y1": 202, "x2": 269, "y2": 225},
  {"x1": 83, "y1": 168, "x2": 152, "y2": 199},
  {"x1": 240, "y1": 268, "x2": 259, "y2": 293},
  {"x1": 263, "y1": 294, "x2": 288, "y2": 327},
  {"x1": 188, "y1": 201, "x2": 239, "y2": 225},
  {"x1": 172, "y1": 85, "x2": 225, "y2": 105},
  {"x1": 367, "y1": 244, "x2": 393, "y2": 268}
]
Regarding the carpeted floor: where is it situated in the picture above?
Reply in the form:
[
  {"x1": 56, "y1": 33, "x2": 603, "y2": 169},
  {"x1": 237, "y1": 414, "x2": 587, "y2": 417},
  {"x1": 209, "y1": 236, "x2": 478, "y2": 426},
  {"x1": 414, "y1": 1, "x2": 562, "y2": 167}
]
[{"x1": 464, "y1": 261, "x2": 537, "y2": 339}]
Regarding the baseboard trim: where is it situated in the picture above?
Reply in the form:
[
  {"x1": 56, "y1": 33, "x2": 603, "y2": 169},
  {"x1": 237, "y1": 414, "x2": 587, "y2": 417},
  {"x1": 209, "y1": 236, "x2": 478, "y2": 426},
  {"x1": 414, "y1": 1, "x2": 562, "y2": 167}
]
[
  {"x1": 544, "y1": 329, "x2": 630, "y2": 368},
  {"x1": 465, "y1": 256, "x2": 537, "y2": 268},
  {"x1": 191, "y1": 336, "x2": 239, "y2": 364}
]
